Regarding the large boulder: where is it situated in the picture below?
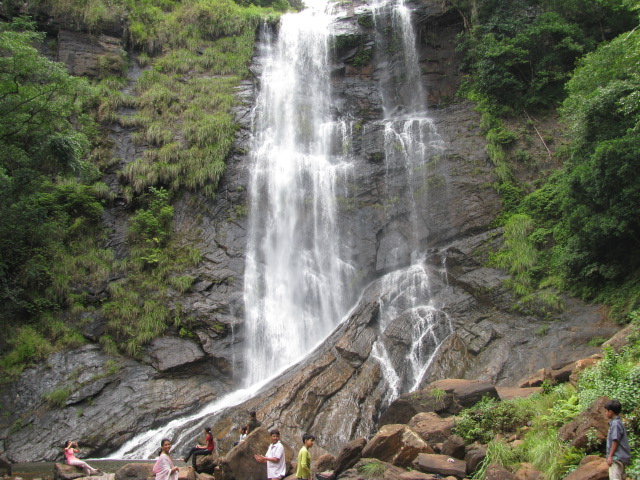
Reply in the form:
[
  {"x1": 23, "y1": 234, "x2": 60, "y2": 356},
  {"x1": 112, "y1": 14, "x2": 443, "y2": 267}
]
[
  {"x1": 569, "y1": 356, "x2": 602, "y2": 386},
  {"x1": 562, "y1": 455, "x2": 608, "y2": 480},
  {"x1": 195, "y1": 452, "x2": 220, "y2": 474},
  {"x1": 514, "y1": 462, "x2": 543, "y2": 480},
  {"x1": 441, "y1": 435, "x2": 465, "y2": 460},
  {"x1": 336, "y1": 459, "x2": 406, "y2": 480},
  {"x1": 361, "y1": 424, "x2": 433, "y2": 467},
  {"x1": 407, "y1": 412, "x2": 455, "y2": 445},
  {"x1": 485, "y1": 464, "x2": 515, "y2": 480},
  {"x1": 381, "y1": 379, "x2": 499, "y2": 425},
  {"x1": 464, "y1": 443, "x2": 486, "y2": 475},
  {"x1": 517, "y1": 368, "x2": 552, "y2": 388},
  {"x1": 558, "y1": 397, "x2": 609, "y2": 450},
  {"x1": 313, "y1": 453, "x2": 335, "y2": 472},
  {"x1": 114, "y1": 463, "x2": 154, "y2": 480},
  {"x1": 54, "y1": 463, "x2": 86, "y2": 480},
  {"x1": 333, "y1": 438, "x2": 367, "y2": 477},
  {"x1": 496, "y1": 387, "x2": 541, "y2": 401},
  {"x1": 219, "y1": 428, "x2": 292, "y2": 480},
  {"x1": 412, "y1": 453, "x2": 466, "y2": 479}
]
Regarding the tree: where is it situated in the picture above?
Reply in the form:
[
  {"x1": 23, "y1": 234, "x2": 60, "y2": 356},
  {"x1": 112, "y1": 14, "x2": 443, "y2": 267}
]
[
  {"x1": 559, "y1": 30, "x2": 640, "y2": 291},
  {"x1": 0, "y1": 19, "x2": 101, "y2": 320}
]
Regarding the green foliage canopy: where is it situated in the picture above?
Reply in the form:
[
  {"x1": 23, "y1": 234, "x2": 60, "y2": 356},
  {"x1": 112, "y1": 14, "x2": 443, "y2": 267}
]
[{"x1": 0, "y1": 20, "x2": 103, "y2": 320}]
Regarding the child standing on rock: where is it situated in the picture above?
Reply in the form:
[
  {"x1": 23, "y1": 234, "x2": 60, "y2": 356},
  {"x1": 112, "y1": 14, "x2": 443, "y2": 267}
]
[
  {"x1": 605, "y1": 399, "x2": 631, "y2": 480},
  {"x1": 296, "y1": 433, "x2": 315, "y2": 480}
]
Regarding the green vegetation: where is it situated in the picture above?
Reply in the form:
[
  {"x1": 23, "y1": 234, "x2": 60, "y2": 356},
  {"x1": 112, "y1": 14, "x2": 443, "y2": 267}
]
[
  {"x1": 453, "y1": 325, "x2": 640, "y2": 479},
  {"x1": 358, "y1": 459, "x2": 387, "y2": 479},
  {"x1": 0, "y1": 0, "x2": 282, "y2": 379},
  {"x1": 448, "y1": 0, "x2": 640, "y2": 318},
  {"x1": 43, "y1": 387, "x2": 72, "y2": 407}
]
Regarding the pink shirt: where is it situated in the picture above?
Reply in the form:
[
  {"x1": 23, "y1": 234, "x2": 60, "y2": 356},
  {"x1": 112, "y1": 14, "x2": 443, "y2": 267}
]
[{"x1": 64, "y1": 448, "x2": 78, "y2": 463}]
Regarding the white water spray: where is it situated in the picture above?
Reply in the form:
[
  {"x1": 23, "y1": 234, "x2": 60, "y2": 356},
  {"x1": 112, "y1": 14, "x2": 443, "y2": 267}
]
[{"x1": 243, "y1": 0, "x2": 355, "y2": 387}]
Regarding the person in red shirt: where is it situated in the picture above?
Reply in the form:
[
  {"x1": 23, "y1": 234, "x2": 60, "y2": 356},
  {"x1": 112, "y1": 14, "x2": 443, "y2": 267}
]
[{"x1": 182, "y1": 427, "x2": 215, "y2": 470}]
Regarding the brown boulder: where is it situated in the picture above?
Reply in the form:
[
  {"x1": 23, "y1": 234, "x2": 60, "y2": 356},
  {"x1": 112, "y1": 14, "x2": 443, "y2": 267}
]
[
  {"x1": 412, "y1": 453, "x2": 466, "y2": 478},
  {"x1": 603, "y1": 324, "x2": 635, "y2": 352},
  {"x1": 517, "y1": 368, "x2": 552, "y2": 388},
  {"x1": 441, "y1": 436, "x2": 465, "y2": 460},
  {"x1": 429, "y1": 379, "x2": 499, "y2": 410},
  {"x1": 181, "y1": 467, "x2": 195, "y2": 480},
  {"x1": 464, "y1": 443, "x2": 486, "y2": 475},
  {"x1": 219, "y1": 427, "x2": 293, "y2": 480},
  {"x1": 408, "y1": 412, "x2": 455, "y2": 444},
  {"x1": 563, "y1": 455, "x2": 608, "y2": 480},
  {"x1": 361, "y1": 424, "x2": 434, "y2": 467},
  {"x1": 550, "y1": 363, "x2": 576, "y2": 384},
  {"x1": 54, "y1": 463, "x2": 87, "y2": 480},
  {"x1": 558, "y1": 397, "x2": 609, "y2": 450},
  {"x1": 569, "y1": 356, "x2": 602, "y2": 386},
  {"x1": 496, "y1": 387, "x2": 541, "y2": 401},
  {"x1": 336, "y1": 459, "x2": 406, "y2": 480},
  {"x1": 114, "y1": 463, "x2": 154, "y2": 480},
  {"x1": 398, "y1": 471, "x2": 439, "y2": 479},
  {"x1": 195, "y1": 453, "x2": 220, "y2": 474},
  {"x1": 485, "y1": 463, "x2": 515, "y2": 480},
  {"x1": 514, "y1": 462, "x2": 543, "y2": 480},
  {"x1": 196, "y1": 473, "x2": 215, "y2": 480},
  {"x1": 333, "y1": 437, "x2": 367, "y2": 477},
  {"x1": 313, "y1": 453, "x2": 335, "y2": 472},
  {"x1": 381, "y1": 379, "x2": 499, "y2": 425}
]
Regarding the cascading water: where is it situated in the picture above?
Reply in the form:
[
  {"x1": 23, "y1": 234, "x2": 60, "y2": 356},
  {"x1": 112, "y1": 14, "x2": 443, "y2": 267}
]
[
  {"x1": 112, "y1": 0, "x2": 454, "y2": 458},
  {"x1": 367, "y1": 0, "x2": 453, "y2": 403},
  {"x1": 243, "y1": 0, "x2": 355, "y2": 386}
]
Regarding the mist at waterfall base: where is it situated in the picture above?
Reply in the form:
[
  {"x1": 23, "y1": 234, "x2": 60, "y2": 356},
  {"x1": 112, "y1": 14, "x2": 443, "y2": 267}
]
[{"x1": 112, "y1": 0, "x2": 453, "y2": 459}]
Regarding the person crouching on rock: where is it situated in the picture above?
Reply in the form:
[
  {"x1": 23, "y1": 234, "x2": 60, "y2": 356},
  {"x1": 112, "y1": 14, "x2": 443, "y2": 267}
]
[
  {"x1": 64, "y1": 441, "x2": 99, "y2": 476},
  {"x1": 182, "y1": 427, "x2": 214, "y2": 469},
  {"x1": 153, "y1": 439, "x2": 179, "y2": 480}
]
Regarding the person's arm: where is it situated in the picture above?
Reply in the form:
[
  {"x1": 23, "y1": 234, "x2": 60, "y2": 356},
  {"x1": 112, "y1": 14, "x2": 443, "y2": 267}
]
[{"x1": 607, "y1": 439, "x2": 620, "y2": 466}]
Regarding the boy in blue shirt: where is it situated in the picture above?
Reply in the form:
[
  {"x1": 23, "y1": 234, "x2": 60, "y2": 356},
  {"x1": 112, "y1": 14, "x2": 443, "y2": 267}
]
[{"x1": 605, "y1": 400, "x2": 631, "y2": 480}]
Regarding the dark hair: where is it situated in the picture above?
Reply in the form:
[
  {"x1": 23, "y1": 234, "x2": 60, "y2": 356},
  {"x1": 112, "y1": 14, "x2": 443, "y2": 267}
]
[
  {"x1": 302, "y1": 433, "x2": 315, "y2": 443},
  {"x1": 269, "y1": 429, "x2": 280, "y2": 437},
  {"x1": 205, "y1": 427, "x2": 212, "y2": 434},
  {"x1": 605, "y1": 400, "x2": 622, "y2": 415},
  {"x1": 65, "y1": 441, "x2": 73, "y2": 449},
  {"x1": 249, "y1": 411, "x2": 257, "y2": 418},
  {"x1": 241, "y1": 426, "x2": 248, "y2": 433},
  {"x1": 158, "y1": 438, "x2": 171, "y2": 456}
]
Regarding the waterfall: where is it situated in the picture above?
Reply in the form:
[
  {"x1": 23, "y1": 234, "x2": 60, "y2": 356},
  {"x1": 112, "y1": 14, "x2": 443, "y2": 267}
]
[
  {"x1": 367, "y1": 0, "x2": 453, "y2": 401},
  {"x1": 111, "y1": 0, "x2": 454, "y2": 458},
  {"x1": 243, "y1": 0, "x2": 354, "y2": 386}
]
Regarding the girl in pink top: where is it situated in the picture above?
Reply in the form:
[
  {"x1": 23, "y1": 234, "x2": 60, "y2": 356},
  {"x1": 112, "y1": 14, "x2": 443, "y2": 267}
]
[{"x1": 64, "y1": 441, "x2": 98, "y2": 476}]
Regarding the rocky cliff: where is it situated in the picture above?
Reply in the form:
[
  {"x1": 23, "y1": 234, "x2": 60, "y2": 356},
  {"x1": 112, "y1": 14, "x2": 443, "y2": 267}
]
[{"x1": 0, "y1": 0, "x2": 620, "y2": 463}]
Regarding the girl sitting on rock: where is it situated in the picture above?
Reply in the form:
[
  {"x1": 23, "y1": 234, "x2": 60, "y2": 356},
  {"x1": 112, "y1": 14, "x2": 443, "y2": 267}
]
[
  {"x1": 182, "y1": 427, "x2": 215, "y2": 469},
  {"x1": 64, "y1": 441, "x2": 99, "y2": 476}
]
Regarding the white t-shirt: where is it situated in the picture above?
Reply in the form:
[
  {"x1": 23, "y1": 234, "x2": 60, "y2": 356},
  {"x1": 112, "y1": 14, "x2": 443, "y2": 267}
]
[{"x1": 265, "y1": 441, "x2": 286, "y2": 479}]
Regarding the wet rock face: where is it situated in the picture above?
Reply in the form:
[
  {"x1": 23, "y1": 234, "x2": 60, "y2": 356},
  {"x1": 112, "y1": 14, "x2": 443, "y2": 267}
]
[
  {"x1": 0, "y1": 345, "x2": 229, "y2": 462},
  {"x1": 57, "y1": 30, "x2": 125, "y2": 77}
]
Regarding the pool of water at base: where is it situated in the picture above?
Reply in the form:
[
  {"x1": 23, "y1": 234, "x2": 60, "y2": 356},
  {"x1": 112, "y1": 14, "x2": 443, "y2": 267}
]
[{"x1": 5, "y1": 460, "x2": 159, "y2": 480}]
